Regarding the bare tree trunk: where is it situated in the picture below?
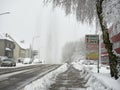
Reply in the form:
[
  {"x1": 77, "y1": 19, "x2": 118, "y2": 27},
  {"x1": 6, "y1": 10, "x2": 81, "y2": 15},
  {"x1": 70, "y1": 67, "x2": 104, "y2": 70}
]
[{"x1": 96, "y1": 0, "x2": 119, "y2": 79}]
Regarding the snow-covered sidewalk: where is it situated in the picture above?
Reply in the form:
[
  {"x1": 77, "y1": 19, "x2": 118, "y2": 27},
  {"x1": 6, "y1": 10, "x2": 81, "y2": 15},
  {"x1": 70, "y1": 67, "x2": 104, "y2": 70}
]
[
  {"x1": 91, "y1": 65, "x2": 120, "y2": 90},
  {"x1": 21, "y1": 62, "x2": 120, "y2": 90}
]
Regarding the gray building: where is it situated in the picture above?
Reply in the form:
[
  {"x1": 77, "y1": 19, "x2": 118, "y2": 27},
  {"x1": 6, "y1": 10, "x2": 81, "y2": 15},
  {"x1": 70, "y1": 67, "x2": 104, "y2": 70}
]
[
  {"x1": 7, "y1": 35, "x2": 30, "y2": 60},
  {"x1": 0, "y1": 33, "x2": 15, "y2": 58}
]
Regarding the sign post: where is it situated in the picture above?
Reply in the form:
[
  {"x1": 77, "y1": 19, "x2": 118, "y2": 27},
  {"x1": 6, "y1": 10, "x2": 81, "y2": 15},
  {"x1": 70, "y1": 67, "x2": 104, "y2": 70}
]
[{"x1": 98, "y1": 36, "x2": 99, "y2": 73}]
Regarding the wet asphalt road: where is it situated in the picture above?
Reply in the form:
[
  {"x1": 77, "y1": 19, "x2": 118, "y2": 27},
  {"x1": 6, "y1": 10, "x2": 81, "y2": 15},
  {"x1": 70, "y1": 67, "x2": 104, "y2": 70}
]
[{"x1": 0, "y1": 64, "x2": 60, "y2": 90}]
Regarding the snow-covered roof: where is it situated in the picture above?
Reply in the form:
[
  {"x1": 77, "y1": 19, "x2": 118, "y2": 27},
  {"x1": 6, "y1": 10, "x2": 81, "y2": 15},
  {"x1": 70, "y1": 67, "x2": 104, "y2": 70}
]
[
  {"x1": 0, "y1": 33, "x2": 29, "y2": 49},
  {"x1": 13, "y1": 38, "x2": 29, "y2": 49},
  {"x1": 0, "y1": 33, "x2": 14, "y2": 42},
  {"x1": 16, "y1": 41, "x2": 29, "y2": 49}
]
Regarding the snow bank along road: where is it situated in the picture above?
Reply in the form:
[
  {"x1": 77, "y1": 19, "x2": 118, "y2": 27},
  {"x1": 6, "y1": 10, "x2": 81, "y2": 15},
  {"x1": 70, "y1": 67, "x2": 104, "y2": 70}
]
[
  {"x1": 48, "y1": 64, "x2": 113, "y2": 90},
  {"x1": 0, "y1": 64, "x2": 61, "y2": 90}
]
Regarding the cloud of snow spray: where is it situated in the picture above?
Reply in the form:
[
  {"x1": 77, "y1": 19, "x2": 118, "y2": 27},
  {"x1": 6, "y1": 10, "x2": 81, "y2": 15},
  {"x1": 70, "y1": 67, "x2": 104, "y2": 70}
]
[
  {"x1": 36, "y1": 6, "x2": 61, "y2": 64},
  {"x1": 46, "y1": 23, "x2": 60, "y2": 64},
  {"x1": 36, "y1": 3, "x2": 96, "y2": 64}
]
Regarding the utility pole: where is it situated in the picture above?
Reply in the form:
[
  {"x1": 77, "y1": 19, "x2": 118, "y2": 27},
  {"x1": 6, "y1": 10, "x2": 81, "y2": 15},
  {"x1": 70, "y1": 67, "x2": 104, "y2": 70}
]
[
  {"x1": 31, "y1": 36, "x2": 40, "y2": 61},
  {"x1": 98, "y1": 35, "x2": 99, "y2": 73}
]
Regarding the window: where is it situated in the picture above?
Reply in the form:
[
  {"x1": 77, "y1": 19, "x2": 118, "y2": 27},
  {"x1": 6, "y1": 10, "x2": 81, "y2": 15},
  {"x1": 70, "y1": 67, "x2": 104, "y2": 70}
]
[{"x1": 6, "y1": 43, "x2": 9, "y2": 47}]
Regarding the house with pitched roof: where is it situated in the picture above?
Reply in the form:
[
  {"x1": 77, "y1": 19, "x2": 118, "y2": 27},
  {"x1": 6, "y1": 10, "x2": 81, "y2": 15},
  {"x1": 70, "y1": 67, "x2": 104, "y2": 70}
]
[
  {"x1": 0, "y1": 33, "x2": 30, "y2": 61},
  {"x1": 0, "y1": 33, "x2": 15, "y2": 58},
  {"x1": 8, "y1": 35, "x2": 31, "y2": 60}
]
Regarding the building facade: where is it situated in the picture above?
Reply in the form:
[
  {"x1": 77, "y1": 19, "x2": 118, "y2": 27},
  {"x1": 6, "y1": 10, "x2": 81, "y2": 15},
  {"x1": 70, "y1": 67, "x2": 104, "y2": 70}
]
[
  {"x1": 0, "y1": 33, "x2": 15, "y2": 58},
  {"x1": 0, "y1": 33, "x2": 30, "y2": 60},
  {"x1": 8, "y1": 36, "x2": 30, "y2": 60},
  {"x1": 101, "y1": 25, "x2": 120, "y2": 64},
  {"x1": 13, "y1": 42, "x2": 21, "y2": 59}
]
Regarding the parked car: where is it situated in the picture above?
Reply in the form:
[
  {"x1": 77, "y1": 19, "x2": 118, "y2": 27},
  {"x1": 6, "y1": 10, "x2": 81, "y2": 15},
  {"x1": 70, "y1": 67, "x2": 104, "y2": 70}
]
[
  {"x1": 32, "y1": 58, "x2": 42, "y2": 64},
  {"x1": 0, "y1": 58, "x2": 16, "y2": 67},
  {"x1": 22, "y1": 58, "x2": 32, "y2": 64}
]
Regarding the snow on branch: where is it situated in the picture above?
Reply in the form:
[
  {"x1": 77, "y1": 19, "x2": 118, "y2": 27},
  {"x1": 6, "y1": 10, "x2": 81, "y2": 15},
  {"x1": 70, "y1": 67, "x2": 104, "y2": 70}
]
[{"x1": 102, "y1": 0, "x2": 120, "y2": 24}]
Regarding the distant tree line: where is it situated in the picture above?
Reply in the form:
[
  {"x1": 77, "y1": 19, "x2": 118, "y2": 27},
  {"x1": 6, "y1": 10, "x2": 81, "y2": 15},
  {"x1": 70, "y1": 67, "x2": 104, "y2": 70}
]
[{"x1": 62, "y1": 38, "x2": 85, "y2": 63}]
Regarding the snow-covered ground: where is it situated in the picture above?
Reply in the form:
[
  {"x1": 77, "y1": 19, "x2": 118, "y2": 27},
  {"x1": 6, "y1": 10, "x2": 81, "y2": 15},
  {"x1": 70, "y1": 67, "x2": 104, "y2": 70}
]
[
  {"x1": 22, "y1": 61, "x2": 120, "y2": 90},
  {"x1": 16, "y1": 63, "x2": 32, "y2": 67},
  {"x1": 72, "y1": 61, "x2": 120, "y2": 90},
  {"x1": 23, "y1": 63, "x2": 68, "y2": 90},
  {"x1": 0, "y1": 63, "x2": 34, "y2": 69},
  {"x1": 0, "y1": 62, "x2": 43, "y2": 69}
]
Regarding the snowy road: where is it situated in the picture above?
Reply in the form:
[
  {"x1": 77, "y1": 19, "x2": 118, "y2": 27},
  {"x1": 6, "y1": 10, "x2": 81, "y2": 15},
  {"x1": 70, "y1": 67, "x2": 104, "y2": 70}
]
[
  {"x1": 0, "y1": 63, "x2": 120, "y2": 90},
  {"x1": 0, "y1": 64, "x2": 61, "y2": 90},
  {"x1": 0, "y1": 64, "x2": 46, "y2": 75}
]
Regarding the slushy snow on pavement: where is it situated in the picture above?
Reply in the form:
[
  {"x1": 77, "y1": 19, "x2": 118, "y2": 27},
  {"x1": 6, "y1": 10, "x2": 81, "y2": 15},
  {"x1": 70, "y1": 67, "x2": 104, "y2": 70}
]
[{"x1": 22, "y1": 61, "x2": 120, "y2": 90}]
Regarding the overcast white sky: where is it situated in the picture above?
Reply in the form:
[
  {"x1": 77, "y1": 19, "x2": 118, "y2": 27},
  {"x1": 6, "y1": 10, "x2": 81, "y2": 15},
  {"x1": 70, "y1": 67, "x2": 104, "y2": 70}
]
[{"x1": 0, "y1": 0, "x2": 96, "y2": 63}]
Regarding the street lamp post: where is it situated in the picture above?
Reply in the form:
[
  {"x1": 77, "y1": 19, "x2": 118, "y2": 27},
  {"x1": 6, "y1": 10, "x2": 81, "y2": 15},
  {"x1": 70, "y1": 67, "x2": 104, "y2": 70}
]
[
  {"x1": 97, "y1": 34, "x2": 101, "y2": 73},
  {"x1": 31, "y1": 36, "x2": 40, "y2": 60},
  {"x1": 98, "y1": 36, "x2": 99, "y2": 73}
]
